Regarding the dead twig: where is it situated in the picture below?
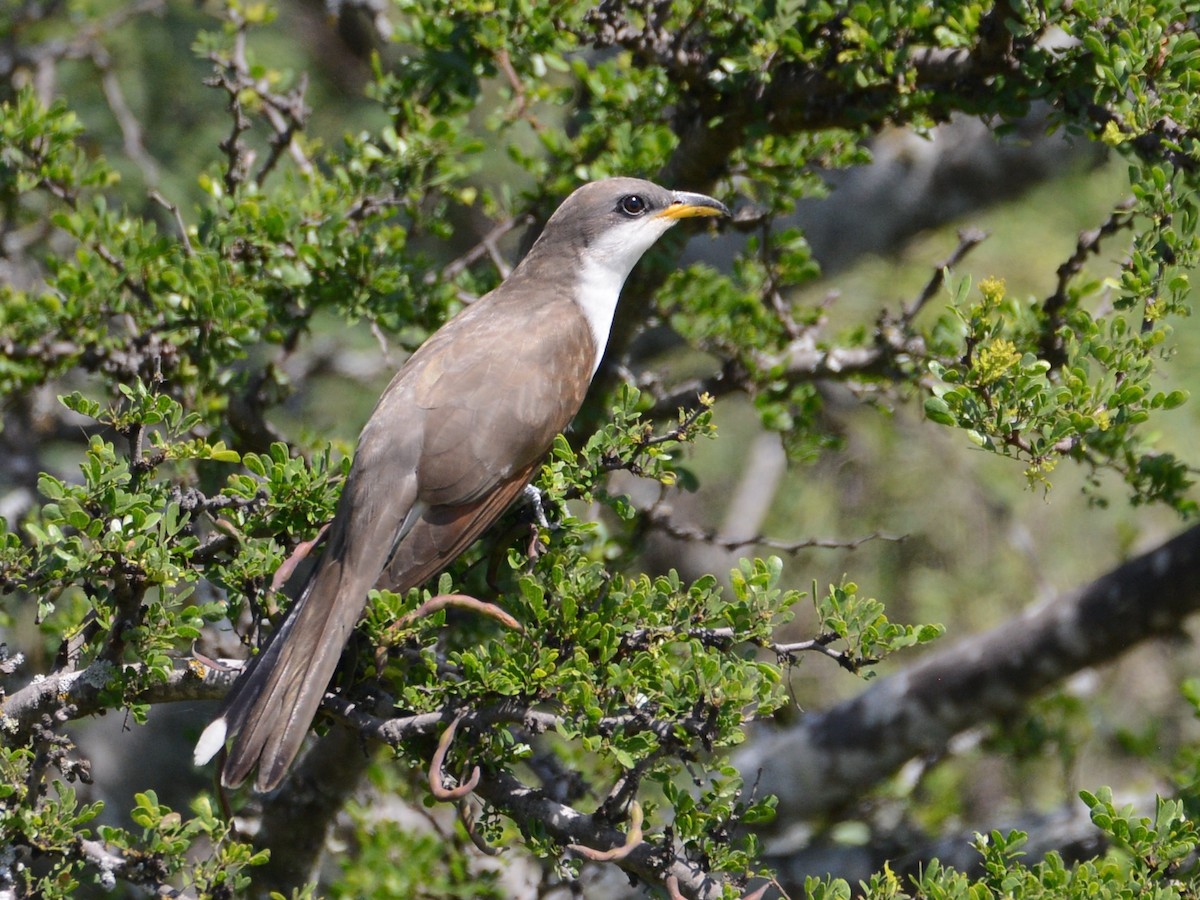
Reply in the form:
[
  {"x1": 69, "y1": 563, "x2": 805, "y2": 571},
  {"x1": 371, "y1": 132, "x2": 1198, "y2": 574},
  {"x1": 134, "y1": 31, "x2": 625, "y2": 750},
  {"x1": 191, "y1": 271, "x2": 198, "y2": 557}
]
[
  {"x1": 428, "y1": 713, "x2": 482, "y2": 801},
  {"x1": 568, "y1": 801, "x2": 643, "y2": 861},
  {"x1": 645, "y1": 502, "x2": 905, "y2": 555},
  {"x1": 393, "y1": 592, "x2": 523, "y2": 634},
  {"x1": 458, "y1": 798, "x2": 501, "y2": 856},
  {"x1": 902, "y1": 227, "x2": 989, "y2": 322},
  {"x1": 148, "y1": 190, "x2": 193, "y2": 256},
  {"x1": 427, "y1": 214, "x2": 535, "y2": 286}
]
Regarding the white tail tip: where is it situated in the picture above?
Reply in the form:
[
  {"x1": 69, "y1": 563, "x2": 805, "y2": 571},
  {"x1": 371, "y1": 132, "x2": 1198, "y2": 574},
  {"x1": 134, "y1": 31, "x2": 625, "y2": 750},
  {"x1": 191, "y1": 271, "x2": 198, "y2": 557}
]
[{"x1": 193, "y1": 718, "x2": 228, "y2": 766}]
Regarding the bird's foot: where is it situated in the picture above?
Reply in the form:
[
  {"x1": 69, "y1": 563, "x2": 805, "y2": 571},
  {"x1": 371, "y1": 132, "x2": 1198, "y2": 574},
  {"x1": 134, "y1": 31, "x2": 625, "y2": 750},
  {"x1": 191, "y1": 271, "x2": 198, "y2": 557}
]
[{"x1": 521, "y1": 483, "x2": 553, "y2": 529}]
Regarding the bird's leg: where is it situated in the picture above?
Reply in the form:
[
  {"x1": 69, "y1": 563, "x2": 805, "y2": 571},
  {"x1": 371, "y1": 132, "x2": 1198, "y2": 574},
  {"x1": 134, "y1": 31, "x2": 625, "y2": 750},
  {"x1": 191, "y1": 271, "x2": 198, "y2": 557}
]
[
  {"x1": 521, "y1": 483, "x2": 551, "y2": 529},
  {"x1": 484, "y1": 485, "x2": 560, "y2": 591},
  {"x1": 521, "y1": 482, "x2": 560, "y2": 564}
]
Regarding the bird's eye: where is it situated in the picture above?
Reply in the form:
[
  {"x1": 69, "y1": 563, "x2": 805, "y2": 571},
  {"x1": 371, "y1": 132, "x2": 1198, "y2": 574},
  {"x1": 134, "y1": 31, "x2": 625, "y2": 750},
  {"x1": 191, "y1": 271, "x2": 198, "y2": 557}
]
[{"x1": 619, "y1": 195, "x2": 647, "y2": 217}]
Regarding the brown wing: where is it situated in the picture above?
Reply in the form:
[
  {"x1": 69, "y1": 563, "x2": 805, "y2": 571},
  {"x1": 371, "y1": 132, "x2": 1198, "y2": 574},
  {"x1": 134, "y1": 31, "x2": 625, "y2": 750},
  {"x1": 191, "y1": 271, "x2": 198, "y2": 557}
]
[
  {"x1": 404, "y1": 286, "x2": 595, "y2": 506},
  {"x1": 377, "y1": 286, "x2": 594, "y2": 587},
  {"x1": 219, "y1": 424, "x2": 425, "y2": 789},
  {"x1": 218, "y1": 286, "x2": 596, "y2": 790},
  {"x1": 376, "y1": 459, "x2": 539, "y2": 593}
]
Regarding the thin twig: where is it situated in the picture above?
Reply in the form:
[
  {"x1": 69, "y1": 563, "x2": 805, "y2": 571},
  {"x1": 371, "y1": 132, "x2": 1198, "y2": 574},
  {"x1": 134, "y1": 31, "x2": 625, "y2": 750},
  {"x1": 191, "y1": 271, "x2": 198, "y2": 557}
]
[
  {"x1": 255, "y1": 72, "x2": 313, "y2": 184},
  {"x1": 428, "y1": 712, "x2": 482, "y2": 800},
  {"x1": 568, "y1": 801, "x2": 643, "y2": 861},
  {"x1": 426, "y1": 214, "x2": 535, "y2": 285},
  {"x1": 902, "y1": 227, "x2": 989, "y2": 321},
  {"x1": 494, "y1": 48, "x2": 543, "y2": 130},
  {"x1": 148, "y1": 191, "x2": 193, "y2": 257},
  {"x1": 93, "y1": 46, "x2": 160, "y2": 186},
  {"x1": 641, "y1": 403, "x2": 711, "y2": 447},
  {"x1": 645, "y1": 502, "x2": 905, "y2": 555}
]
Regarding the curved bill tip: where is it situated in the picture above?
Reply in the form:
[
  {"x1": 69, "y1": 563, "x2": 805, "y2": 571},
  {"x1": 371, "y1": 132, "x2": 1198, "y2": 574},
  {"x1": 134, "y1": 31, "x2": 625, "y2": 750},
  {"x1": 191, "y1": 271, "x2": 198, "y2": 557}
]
[{"x1": 657, "y1": 190, "x2": 730, "y2": 220}]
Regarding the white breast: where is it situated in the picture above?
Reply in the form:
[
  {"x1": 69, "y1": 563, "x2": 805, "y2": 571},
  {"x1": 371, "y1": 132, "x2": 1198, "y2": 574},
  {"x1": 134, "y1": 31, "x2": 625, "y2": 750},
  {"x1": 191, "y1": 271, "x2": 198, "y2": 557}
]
[{"x1": 573, "y1": 216, "x2": 678, "y2": 376}]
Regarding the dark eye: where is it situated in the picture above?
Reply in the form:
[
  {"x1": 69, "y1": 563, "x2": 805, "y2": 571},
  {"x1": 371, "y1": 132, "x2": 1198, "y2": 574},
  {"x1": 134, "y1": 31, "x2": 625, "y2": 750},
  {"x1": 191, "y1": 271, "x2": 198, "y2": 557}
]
[{"x1": 619, "y1": 195, "x2": 647, "y2": 217}]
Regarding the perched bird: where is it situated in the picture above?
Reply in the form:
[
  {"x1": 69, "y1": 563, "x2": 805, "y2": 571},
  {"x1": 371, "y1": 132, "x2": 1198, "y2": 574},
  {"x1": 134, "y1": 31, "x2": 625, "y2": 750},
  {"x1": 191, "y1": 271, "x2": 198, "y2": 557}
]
[{"x1": 194, "y1": 177, "x2": 728, "y2": 791}]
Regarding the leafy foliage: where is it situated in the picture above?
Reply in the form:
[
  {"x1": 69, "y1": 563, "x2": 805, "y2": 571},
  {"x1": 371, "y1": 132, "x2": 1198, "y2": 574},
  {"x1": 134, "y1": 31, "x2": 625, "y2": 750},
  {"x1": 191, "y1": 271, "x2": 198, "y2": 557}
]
[{"x1": 2, "y1": 0, "x2": 1200, "y2": 897}]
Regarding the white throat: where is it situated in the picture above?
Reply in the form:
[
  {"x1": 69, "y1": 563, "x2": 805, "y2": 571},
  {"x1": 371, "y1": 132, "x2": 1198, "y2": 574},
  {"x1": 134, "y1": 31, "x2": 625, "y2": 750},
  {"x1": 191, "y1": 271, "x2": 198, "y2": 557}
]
[{"x1": 573, "y1": 217, "x2": 677, "y2": 376}]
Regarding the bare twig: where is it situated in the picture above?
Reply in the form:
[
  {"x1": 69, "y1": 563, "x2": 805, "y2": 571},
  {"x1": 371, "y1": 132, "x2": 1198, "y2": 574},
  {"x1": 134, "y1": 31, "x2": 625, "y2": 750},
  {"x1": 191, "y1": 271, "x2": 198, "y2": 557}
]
[
  {"x1": 206, "y1": 19, "x2": 254, "y2": 194},
  {"x1": 494, "y1": 48, "x2": 543, "y2": 130},
  {"x1": 255, "y1": 72, "x2": 313, "y2": 184},
  {"x1": 428, "y1": 712, "x2": 482, "y2": 801},
  {"x1": 568, "y1": 800, "x2": 643, "y2": 861},
  {"x1": 92, "y1": 46, "x2": 160, "y2": 186},
  {"x1": 645, "y1": 502, "x2": 905, "y2": 555},
  {"x1": 425, "y1": 214, "x2": 535, "y2": 286},
  {"x1": 901, "y1": 228, "x2": 989, "y2": 321},
  {"x1": 149, "y1": 190, "x2": 194, "y2": 257},
  {"x1": 641, "y1": 403, "x2": 711, "y2": 447}
]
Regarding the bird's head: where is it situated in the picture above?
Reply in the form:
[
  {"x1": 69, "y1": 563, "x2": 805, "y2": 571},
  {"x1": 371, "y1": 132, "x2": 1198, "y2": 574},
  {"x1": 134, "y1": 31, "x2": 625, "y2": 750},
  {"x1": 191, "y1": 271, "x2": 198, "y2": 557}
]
[
  {"x1": 505, "y1": 178, "x2": 728, "y2": 375},
  {"x1": 527, "y1": 177, "x2": 728, "y2": 280}
]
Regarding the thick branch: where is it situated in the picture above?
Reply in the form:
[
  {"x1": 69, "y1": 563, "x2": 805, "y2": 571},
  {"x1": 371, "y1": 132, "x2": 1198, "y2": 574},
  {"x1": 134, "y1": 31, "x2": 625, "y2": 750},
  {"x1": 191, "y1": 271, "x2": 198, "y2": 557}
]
[
  {"x1": 0, "y1": 660, "x2": 230, "y2": 739},
  {"x1": 735, "y1": 523, "x2": 1200, "y2": 823},
  {"x1": 323, "y1": 697, "x2": 698, "y2": 748},
  {"x1": 252, "y1": 723, "x2": 373, "y2": 894},
  {"x1": 77, "y1": 838, "x2": 193, "y2": 899},
  {"x1": 300, "y1": 700, "x2": 730, "y2": 898},
  {"x1": 476, "y1": 768, "x2": 724, "y2": 899}
]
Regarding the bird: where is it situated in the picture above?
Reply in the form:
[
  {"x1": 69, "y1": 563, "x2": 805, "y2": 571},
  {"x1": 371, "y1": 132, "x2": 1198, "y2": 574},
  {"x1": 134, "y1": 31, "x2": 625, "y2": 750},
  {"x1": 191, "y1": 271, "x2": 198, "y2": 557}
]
[{"x1": 193, "y1": 177, "x2": 729, "y2": 792}]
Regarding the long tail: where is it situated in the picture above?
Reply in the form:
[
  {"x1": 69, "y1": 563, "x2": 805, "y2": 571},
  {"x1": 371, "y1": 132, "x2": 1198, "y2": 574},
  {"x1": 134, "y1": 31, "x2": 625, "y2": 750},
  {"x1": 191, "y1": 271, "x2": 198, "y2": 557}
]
[{"x1": 194, "y1": 554, "x2": 371, "y2": 792}]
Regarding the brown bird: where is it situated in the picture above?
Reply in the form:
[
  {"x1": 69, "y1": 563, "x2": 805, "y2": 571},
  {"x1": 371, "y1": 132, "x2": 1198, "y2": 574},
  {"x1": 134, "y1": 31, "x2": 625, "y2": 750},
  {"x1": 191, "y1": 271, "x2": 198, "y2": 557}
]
[{"x1": 194, "y1": 177, "x2": 728, "y2": 791}]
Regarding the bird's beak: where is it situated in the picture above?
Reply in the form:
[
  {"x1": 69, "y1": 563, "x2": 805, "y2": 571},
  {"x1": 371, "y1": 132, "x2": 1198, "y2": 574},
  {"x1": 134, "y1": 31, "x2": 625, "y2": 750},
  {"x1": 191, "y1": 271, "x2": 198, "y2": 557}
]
[{"x1": 656, "y1": 190, "x2": 730, "y2": 220}]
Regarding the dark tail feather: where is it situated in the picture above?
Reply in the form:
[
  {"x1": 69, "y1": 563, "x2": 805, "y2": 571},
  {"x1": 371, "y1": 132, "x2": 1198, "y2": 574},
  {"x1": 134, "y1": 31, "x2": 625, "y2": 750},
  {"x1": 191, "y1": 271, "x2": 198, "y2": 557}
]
[{"x1": 200, "y1": 556, "x2": 370, "y2": 792}]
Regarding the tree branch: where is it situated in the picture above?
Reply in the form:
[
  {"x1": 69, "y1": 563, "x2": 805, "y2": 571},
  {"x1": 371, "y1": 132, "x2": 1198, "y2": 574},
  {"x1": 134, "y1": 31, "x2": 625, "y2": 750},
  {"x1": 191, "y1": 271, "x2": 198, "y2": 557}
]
[
  {"x1": 477, "y1": 768, "x2": 726, "y2": 900},
  {"x1": 735, "y1": 523, "x2": 1200, "y2": 823},
  {"x1": 0, "y1": 660, "x2": 230, "y2": 739},
  {"x1": 238, "y1": 697, "x2": 734, "y2": 898},
  {"x1": 765, "y1": 796, "x2": 1110, "y2": 890},
  {"x1": 76, "y1": 838, "x2": 193, "y2": 899},
  {"x1": 642, "y1": 501, "x2": 905, "y2": 556}
]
